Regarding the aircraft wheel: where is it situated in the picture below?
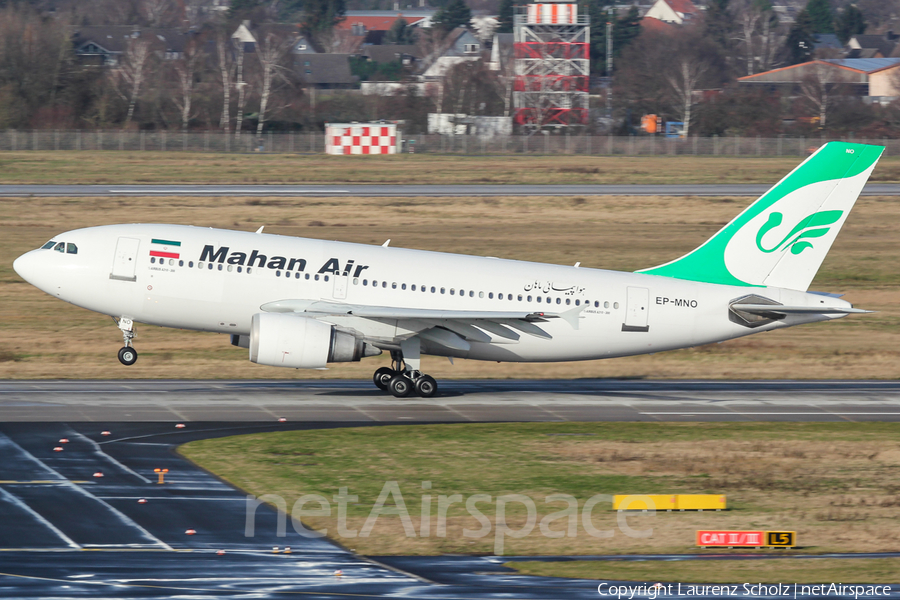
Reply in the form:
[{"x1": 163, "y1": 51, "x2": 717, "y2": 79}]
[
  {"x1": 373, "y1": 367, "x2": 395, "y2": 391},
  {"x1": 414, "y1": 375, "x2": 438, "y2": 398},
  {"x1": 388, "y1": 375, "x2": 412, "y2": 398},
  {"x1": 118, "y1": 346, "x2": 138, "y2": 366}
]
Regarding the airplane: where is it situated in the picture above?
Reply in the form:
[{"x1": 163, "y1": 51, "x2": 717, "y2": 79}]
[{"x1": 13, "y1": 141, "x2": 881, "y2": 398}]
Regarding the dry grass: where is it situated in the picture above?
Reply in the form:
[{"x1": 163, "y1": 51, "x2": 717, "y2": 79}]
[
  {"x1": 508, "y1": 558, "x2": 900, "y2": 584},
  {"x1": 2, "y1": 193, "x2": 899, "y2": 379},
  {"x1": 4, "y1": 151, "x2": 900, "y2": 184},
  {"x1": 178, "y1": 422, "x2": 900, "y2": 556}
]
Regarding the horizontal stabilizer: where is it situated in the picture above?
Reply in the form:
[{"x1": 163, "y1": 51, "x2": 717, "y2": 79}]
[{"x1": 731, "y1": 303, "x2": 872, "y2": 315}]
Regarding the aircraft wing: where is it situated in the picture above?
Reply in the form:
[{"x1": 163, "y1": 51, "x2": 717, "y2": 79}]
[{"x1": 260, "y1": 299, "x2": 585, "y2": 350}]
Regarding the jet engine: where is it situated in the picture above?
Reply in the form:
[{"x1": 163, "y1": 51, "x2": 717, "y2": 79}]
[{"x1": 249, "y1": 313, "x2": 380, "y2": 369}]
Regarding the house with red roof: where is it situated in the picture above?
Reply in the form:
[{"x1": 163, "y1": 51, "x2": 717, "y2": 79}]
[{"x1": 643, "y1": 0, "x2": 698, "y2": 26}]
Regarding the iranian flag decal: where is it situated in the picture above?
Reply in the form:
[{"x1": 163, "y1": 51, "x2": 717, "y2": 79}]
[{"x1": 150, "y1": 238, "x2": 181, "y2": 259}]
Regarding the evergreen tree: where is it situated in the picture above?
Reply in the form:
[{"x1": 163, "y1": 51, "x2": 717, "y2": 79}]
[
  {"x1": 614, "y1": 6, "x2": 641, "y2": 53},
  {"x1": 432, "y1": 0, "x2": 472, "y2": 34},
  {"x1": 579, "y1": 1, "x2": 639, "y2": 76},
  {"x1": 497, "y1": 0, "x2": 514, "y2": 34},
  {"x1": 834, "y1": 5, "x2": 866, "y2": 44},
  {"x1": 805, "y1": 0, "x2": 834, "y2": 33},
  {"x1": 385, "y1": 18, "x2": 416, "y2": 44},
  {"x1": 228, "y1": 0, "x2": 262, "y2": 18},
  {"x1": 703, "y1": 0, "x2": 735, "y2": 53},
  {"x1": 302, "y1": 0, "x2": 346, "y2": 35},
  {"x1": 786, "y1": 8, "x2": 816, "y2": 64}
]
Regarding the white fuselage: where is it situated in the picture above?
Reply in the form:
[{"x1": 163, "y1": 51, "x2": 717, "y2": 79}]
[{"x1": 14, "y1": 224, "x2": 850, "y2": 364}]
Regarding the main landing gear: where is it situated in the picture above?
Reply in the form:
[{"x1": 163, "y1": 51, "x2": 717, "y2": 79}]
[
  {"x1": 115, "y1": 317, "x2": 138, "y2": 366},
  {"x1": 373, "y1": 342, "x2": 438, "y2": 398}
]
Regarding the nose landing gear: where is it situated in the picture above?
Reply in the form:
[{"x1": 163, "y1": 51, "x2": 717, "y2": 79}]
[
  {"x1": 373, "y1": 345, "x2": 439, "y2": 398},
  {"x1": 115, "y1": 317, "x2": 138, "y2": 366}
]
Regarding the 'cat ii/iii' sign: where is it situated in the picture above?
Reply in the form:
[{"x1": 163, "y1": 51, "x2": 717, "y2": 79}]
[{"x1": 697, "y1": 530, "x2": 796, "y2": 548}]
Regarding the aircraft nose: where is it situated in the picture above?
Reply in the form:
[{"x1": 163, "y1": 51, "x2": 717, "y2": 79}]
[{"x1": 13, "y1": 250, "x2": 39, "y2": 284}]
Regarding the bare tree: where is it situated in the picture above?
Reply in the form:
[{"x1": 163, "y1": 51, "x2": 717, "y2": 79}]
[
  {"x1": 254, "y1": 32, "x2": 292, "y2": 139},
  {"x1": 172, "y1": 38, "x2": 204, "y2": 132},
  {"x1": 798, "y1": 62, "x2": 835, "y2": 129},
  {"x1": 234, "y1": 37, "x2": 249, "y2": 141},
  {"x1": 731, "y1": 0, "x2": 763, "y2": 76},
  {"x1": 758, "y1": 11, "x2": 785, "y2": 72},
  {"x1": 666, "y1": 55, "x2": 709, "y2": 138},
  {"x1": 139, "y1": 0, "x2": 178, "y2": 26},
  {"x1": 216, "y1": 33, "x2": 232, "y2": 135},
  {"x1": 113, "y1": 37, "x2": 151, "y2": 126}
]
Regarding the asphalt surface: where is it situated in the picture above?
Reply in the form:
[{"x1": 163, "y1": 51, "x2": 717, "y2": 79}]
[
  {"x1": 3, "y1": 183, "x2": 900, "y2": 196},
  {"x1": 2, "y1": 384, "x2": 899, "y2": 598},
  {"x1": 0, "y1": 421, "x2": 897, "y2": 599},
  {"x1": 3, "y1": 379, "x2": 900, "y2": 422},
  {"x1": 0, "y1": 421, "x2": 611, "y2": 599}
]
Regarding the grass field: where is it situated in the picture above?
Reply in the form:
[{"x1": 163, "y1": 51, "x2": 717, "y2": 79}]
[
  {"x1": 507, "y1": 558, "x2": 900, "y2": 584},
  {"x1": 178, "y1": 422, "x2": 900, "y2": 558},
  {"x1": 3, "y1": 151, "x2": 900, "y2": 184},
  {"x1": 2, "y1": 190, "x2": 899, "y2": 379}
]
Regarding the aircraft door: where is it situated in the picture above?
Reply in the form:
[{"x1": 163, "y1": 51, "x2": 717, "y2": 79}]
[
  {"x1": 110, "y1": 237, "x2": 140, "y2": 282},
  {"x1": 333, "y1": 274, "x2": 348, "y2": 299},
  {"x1": 622, "y1": 286, "x2": 650, "y2": 332}
]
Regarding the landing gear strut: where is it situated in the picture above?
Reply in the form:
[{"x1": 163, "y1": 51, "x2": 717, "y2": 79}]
[
  {"x1": 115, "y1": 317, "x2": 138, "y2": 366},
  {"x1": 372, "y1": 343, "x2": 439, "y2": 398}
]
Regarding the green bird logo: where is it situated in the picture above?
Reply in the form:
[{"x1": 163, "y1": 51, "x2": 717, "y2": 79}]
[{"x1": 755, "y1": 210, "x2": 843, "y2": 255}]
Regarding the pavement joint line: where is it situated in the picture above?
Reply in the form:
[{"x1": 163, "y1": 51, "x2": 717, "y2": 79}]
[
  {"x1": 0, "y1": 484, "x2": 81, "y2": 549},
  {"x1": 639, "y1": 412, "x2": 900, "y2": 415},
  {"x1": 0, "y1": 480, "x2": 90, "y2": 484},
  {"x1": 1, "y1": 434, "x2": 175, "y2": 551},
  {"x1": 69, "y1": 430, "x2": 153, "y2": 484},
  {"x1": 0, "y1": 570, "x2": 416, "y2": 598}
]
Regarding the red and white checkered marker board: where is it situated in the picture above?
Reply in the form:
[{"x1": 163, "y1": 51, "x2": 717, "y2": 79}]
[
  {"x1": 526, "y1": 3, "x2": 577, "y2": 23},
  {"x1": 326, "y1": 124, "x2": 397, "y2": 155}
]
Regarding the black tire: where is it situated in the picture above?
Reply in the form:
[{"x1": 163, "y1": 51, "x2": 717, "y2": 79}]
[
  {"x1": 373, "y1": 367, "x2": 395, "y2": 391},
  {"x1": 118, "y1": 346, "x2": 138, "y2": 366},
  {"x1": 414, "y1": 375, "x2": 438, "y2": 398},
  {"x1": 388, "y1": 375, "x2": 412, "y2": 398}
]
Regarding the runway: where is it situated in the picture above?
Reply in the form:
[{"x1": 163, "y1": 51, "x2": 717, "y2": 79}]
[
  {"x1": 3, "y1": 379, "x2": 900, "y2": 422},
  {"x1": 2, "y1": 183, "x2": 900, "y2": 196}
]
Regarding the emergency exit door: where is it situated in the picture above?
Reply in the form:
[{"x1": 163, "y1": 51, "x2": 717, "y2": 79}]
[
  {"x1": 110, "y1": 237, "x2": 140, "y2": 282},
  {"x1": 622, "y1": 286, "x2": 650, "y2": 332}
]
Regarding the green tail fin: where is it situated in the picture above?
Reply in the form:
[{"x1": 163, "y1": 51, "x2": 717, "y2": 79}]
[{"x1": 638, "y1": 142, "x2": 883, "y2": 291}]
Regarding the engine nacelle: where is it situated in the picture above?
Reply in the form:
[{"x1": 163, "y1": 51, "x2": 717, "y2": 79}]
[{"x1": 249, "y1": 313, "x2": 380, "y2": 369}]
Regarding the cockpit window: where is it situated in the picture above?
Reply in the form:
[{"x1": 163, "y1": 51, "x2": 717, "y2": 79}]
[
  {"x1": 53, "y1": 242, "x2": 65, "y2": 253},
  {"x1": 41, "y1": 241, "x2": 55, "y2": 249},
  {"x1": 66, "y1": 243, "x2": 78, "y2": 254}
]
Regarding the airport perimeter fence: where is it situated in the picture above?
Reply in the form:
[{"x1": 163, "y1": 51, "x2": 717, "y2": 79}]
[{"x1": 0, "y1": 129, "x2": 897, "y2": 156}]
